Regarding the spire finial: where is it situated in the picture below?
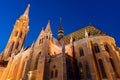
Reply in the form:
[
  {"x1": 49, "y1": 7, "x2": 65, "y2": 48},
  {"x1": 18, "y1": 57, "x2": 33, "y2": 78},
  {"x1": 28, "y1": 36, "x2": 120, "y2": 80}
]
[
  {"x1": 59, "y1": 17, "x2": 63, "y2": 30},
  {"x1": 45, "y1": 19, "x2": 52, "y2": 33},
  {"x1": 23, "y1": 4, "x2": 30, "y2": 17},
  {"x1": 48, "y1": 19, "x2": 50, "y2": 23}
]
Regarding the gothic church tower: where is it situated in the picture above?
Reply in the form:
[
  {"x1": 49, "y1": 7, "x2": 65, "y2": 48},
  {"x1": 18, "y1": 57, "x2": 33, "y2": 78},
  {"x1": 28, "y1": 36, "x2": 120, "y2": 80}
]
[{"x1": 2, "y1": 4, "x2": 30, "y2": 60}]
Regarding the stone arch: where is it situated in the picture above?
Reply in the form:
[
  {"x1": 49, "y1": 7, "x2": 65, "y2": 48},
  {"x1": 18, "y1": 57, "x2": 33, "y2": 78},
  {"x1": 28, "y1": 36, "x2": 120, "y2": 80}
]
[
  {"x1": 55, "y1": 69, "x2": 58, "y2": 78},
  {"x1": 34, "y1": 52, "x2": 41, "y2": 70},
  {"x1": 14, "y1": 31, "x2": 18, "y2": 37},
  {"x1": 79, "y1": 62, "x2": 84, "y2": 79},
  {"x1": 15, "y1": 42, "x2": 19, "y2": 49},
  {"x1": 104, "y1": 43, "x2": 110, "y2": 52},
  {"x1": 8, "y1": 41, "x2": 15, "y2": 57},
  {"x1": 98, "y1": 59, "x2": 107, "y2": 78},
  {"x1": 19, "y1": 31, "x2": 22, "y2": 38},
  {"x1": 109, "y1": 58, "x2": 119, "y2": 78},
  {"x1": 93, "y1": 43, "x2": 100, "y2": 53},
  {"x1": 79, "y1": 47, "x2": 84, "y2": 57},
  {"x1": 50, "y1": 70, "x2": 53, "y2": 78},
  {"x1": 85, "y1": 63, "x2": 91, "y2": 79}
]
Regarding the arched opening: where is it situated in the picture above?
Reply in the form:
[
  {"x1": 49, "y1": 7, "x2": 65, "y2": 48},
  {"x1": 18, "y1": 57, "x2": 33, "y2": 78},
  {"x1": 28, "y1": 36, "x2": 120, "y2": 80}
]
[
  {"x1": 34, "y1": 52, "x2": 41, "y2": 70},
  {"x1": 79, "y1": 48, "x2": 84, "y2": 57},
  {"x1": 14, "y1": 31, "x2": 18, "y2": 37},
  {"x1": 109, "y1": 58, "x2": 119, "y2": 78},
  {"x1": 39, "y1": 39, "x2": 41, "y2": 44},
  {"x1": 46, "y1": 36, "x2": 48, "y2": 39},
  {"x1": 79, "y1": 62, "x2": 84, "y2": 79},
  {"x1": 98, "y1": 59, "x2": 107, "y2": 78},
  {"x1": 55, "y1": 69, "x2": 58, "y2": 78},
  {"x1": 93, "y1": 43, "x2": 100, "y2": 53},
  {"x1": 15, "y1": 42, "x2": 19, "y2": 49},
  {"x1": 42, "y1": 38, "x2": 43, "y2": 43},
  {"x1": 51, "y1": 70, "x2": 53, "y2": 78},
  {"x1": 104, "y1": 44, "x2": 109, "y2": 52},
  {"x1": 19, "y1": 31, "x2": 22, "y2": 38},
  {"x1": 8, "y1": 42, "x2": 14, "y2": 57},
  {"x1": 85, "y1": 64, "x2": 91, "y2": 79}
]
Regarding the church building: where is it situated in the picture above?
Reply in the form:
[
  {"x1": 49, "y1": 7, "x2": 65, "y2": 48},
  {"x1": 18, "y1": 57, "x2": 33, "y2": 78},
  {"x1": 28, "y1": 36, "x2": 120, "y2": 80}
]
[{"x1": 0, "y1": 4, "x2": 120, "y2": 80}]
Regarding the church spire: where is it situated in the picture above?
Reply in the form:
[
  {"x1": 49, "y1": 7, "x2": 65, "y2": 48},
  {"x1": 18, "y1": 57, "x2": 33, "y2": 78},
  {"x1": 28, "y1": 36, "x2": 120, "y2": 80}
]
[
  {"x1": 45, "y1": 20, "x2": 52, "y2": 33},
  {"x1": 58, "y1": 17, "x2": 64, "y2": 40},
  {"x1": 59, "y1": 17, "x2": 63, "y2": 30},
  {"x1": 23, "y1": 4, "x2": 30, "y2": 17},
  {"x1": 2, "y1": 4, "x2": 30, "y2": 60}
]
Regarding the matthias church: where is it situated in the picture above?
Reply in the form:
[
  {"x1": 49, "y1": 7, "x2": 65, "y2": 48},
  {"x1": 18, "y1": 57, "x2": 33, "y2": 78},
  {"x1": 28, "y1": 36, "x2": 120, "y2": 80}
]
[{"x1": 0, "y1": 4, "x2": 120, "y2": 80}]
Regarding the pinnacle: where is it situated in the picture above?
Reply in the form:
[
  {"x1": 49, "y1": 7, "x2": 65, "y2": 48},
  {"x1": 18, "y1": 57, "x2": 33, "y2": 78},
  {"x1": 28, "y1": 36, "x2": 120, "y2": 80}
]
[
  {"x1": 59, "y1": 17, "x2": 63, "y2": 30},
  {"x1": 45, "y1": 20, "x2": 52, "y2": 33},
  {"x1": 23, "y1": 4, "x2": 30, "y2": 17}
]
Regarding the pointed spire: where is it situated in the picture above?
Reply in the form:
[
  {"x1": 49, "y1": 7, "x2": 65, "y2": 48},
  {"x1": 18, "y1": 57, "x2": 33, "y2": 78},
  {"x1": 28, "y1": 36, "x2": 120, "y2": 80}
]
[
  {"x1": 59, "y1": 17, "x2": 63, "y2": 30},
  {"x1": 58, "y1": 17, "x2": 64, "y2": 40},
  {"x1": 45, "y1": 20, "x2": 52, "y2": 33},
  {"x1": 40, "y1": 27, "x2": 45, "y2": 36},
  {"x1": 23, "y1": 4, "x2": 30, "y2": 17},
  {"x1": 85, "y1": 29, "x2": 88, "y2": 38}
]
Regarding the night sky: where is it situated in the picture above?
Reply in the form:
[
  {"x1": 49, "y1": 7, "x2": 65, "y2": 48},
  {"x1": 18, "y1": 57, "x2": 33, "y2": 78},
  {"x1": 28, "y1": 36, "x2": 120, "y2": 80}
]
[{"x1": 0, "y1": 0, "x2": 120, "y2": 52}]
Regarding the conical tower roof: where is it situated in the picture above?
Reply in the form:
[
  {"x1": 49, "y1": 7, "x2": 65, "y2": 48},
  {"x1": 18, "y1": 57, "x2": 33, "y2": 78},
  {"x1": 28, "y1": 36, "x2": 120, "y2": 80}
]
[{"x1": 23, "y1": 4, "x2": 30, "y2": 17}]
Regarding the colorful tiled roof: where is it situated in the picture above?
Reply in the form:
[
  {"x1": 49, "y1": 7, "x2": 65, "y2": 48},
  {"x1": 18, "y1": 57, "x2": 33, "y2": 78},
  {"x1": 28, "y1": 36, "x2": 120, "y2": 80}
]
[{"x1": 63, "y1": 26, "x2": 105, "y2": 44}]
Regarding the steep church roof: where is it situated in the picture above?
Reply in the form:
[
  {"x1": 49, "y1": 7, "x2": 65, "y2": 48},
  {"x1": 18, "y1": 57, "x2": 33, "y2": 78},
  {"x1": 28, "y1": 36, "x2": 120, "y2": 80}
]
[{"x1": 63, "y1": 25, "x2": 106, "y2": 44}]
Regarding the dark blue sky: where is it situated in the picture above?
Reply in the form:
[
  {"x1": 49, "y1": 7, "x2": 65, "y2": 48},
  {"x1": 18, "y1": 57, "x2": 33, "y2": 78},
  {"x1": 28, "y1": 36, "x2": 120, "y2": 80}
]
[{"x1": 0, "y1": 0, "x2": 120, "y2": 52}]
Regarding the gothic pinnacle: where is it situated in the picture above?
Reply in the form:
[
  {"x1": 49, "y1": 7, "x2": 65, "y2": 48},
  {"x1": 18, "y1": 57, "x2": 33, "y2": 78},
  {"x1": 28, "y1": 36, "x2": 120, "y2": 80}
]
[{"x1": 23, "y1": 4, "x2": 30, "y2": 17}]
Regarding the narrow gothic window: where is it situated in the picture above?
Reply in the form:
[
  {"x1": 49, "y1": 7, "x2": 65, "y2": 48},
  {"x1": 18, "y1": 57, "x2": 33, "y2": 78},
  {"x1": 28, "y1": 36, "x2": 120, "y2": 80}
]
[
  {"x1": 79, "y1": 62, "x2": 84, "y2": 79},
  {"x1": 46, "y1": 36, "x2": 48, "y2": 39},
  {"x1": 19, "y1": 31, "x2": 22, "y2": 38},
  {"x1": 39, "y1": 39, "x2": 41, "y2": 44},
  {"x1": 104, "y1": 44, "x2": 109, "y2": 52},
  {"x1": 55, "y1": 69, "x2": 58, "y2": 78},
  {"x1": 98, "y1": 59, "x2": 107, "y2": 78},
  {"x1": 93, "y1": 44, "x2": 100, "y2": 53},
  {"x1": 85, "y1": 64, "x2": 91, "y2": 79},
  {"x1": 34, "y1": 52, "x2": 41, "y2": 69},
  {"x1": 79, "y1": 48, "x2": 84, "y2": 57},
  {"x1": 9, "y1": 42, "x2": 14, "y2": 57},
  {"x1": 15, "y1": 31, "x2": 18, "y2": 37},
  {"x1": 109, "y1": 58, "x2": 119, "y2": 78},
  {"x1": 51, "y1": 70, "x2": 53, "y2": 78},
  {"x1": 15, "y1": 42, "x2": 19, "y2": 49},
  {"x1": 42, "y1": 38, "x2": 43, "y2": 43}
]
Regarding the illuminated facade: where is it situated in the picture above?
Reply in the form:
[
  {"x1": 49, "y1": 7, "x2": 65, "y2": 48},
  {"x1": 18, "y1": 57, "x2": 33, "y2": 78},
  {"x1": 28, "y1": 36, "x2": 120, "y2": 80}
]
[{"x1": 0, "y1": 4, "x2": 120, "y2": 80}]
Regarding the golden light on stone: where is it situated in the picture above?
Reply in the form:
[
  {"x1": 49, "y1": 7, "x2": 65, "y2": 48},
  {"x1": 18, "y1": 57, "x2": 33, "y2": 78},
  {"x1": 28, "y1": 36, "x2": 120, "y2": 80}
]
[{"x1": 0, "y1": 4, "x2": 120, "y2": 80}]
